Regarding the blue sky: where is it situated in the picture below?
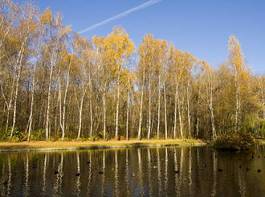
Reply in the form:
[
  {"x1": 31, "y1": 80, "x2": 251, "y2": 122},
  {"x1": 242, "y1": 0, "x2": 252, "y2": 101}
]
[{"x1": 16, "y1": 0, "x2": 265, "y2": 74}]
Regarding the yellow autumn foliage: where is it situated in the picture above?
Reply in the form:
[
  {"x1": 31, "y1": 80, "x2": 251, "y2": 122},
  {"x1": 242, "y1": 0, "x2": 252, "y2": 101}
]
[
  {"x1": 93, "y1": 27, "x2": 134, "y2": 76},
  {"x1": 40, "y1": 8, "x2": 52, "y2": 25}
]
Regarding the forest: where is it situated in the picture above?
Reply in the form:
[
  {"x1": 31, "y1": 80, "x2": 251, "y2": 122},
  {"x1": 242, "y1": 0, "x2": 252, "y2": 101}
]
[{"x1": 1, "y1": 0, "x2": 265, "y2": 142}]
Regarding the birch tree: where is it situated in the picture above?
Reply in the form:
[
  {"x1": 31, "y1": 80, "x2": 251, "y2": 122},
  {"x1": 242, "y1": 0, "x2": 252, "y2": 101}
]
[
  {"x1": 201, "y1": 61, "x2": 217, "y2": 140},
  {"x1": 73, "y1": 35, "x2": 92, "y2": 139},
  {"x1": 168, "y1": 48, "x2": 185, "y2": 138},
  {"x1": 43, "y1": 10, "x2": 71, "y2": 140},
  {"x1": 228, "y1": 35, "x2": 248, "y2": 132},
  {"x1": 93, "y1": 27, "x2": 133, "y2": 139},
  {"x1": 138, "y1": 35, "x2": 167, "y2": 139},
  {"x1": 10, "y1": 3, "x2": 37, "y2": 138}
]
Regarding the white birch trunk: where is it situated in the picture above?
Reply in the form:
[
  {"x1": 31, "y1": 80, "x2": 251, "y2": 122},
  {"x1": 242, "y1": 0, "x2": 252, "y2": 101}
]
[
  {"x1": 61, "y1": 62, "x2": 71, "y2": 140},
  {"x1": 45, "y1": 49, "x2": 56, "y2": 140},
  {"x1": 147, "y1": 76, "x2": 152, "y2": 139},
  {"x1": 186, "y1": 81, "x2": 191, "y2": 138},
  {"x1": 89, "y1": 70, "x2": 93, "y2": 138},
  {"x1": 209, "y1": 80, "x2": 216, "y2": 140},
  {"x1": 164, "y1": 82, "x2": 167, "y2": 139},
  {"x1": 103, "y1": 83, "x2": 107, "y2": 139},
  {"x1": 27, "y1": 66, "x2": 36, "y2": 141},
  {"x1": 126, "y1": 91, "x2": 130, "y2": 140},
  {"x1": 173, "y1": 84, "x2": 178, "y2": 139},
  {"x1": 2, "y1": 77, "x2": 14, "y2": 132},
  {"x1": 235, "y1": 71, "x2": 240, "y2": 132},
  {"x1": 157, "y1": 74, "x2": 161, "y2": 138},
  {"x1": 177, "y1": 86, "x2": 183, "y2": 139},
  {"x1": 115, "y1": 74, "x2": 120, "y2": 139},
  {"x1": 196, "y1": 85, "x2": 201, "y2": 138},
  {"x1": 58, "y1": 79, "x2": 63, "y2": 135},
  {"x1": 10, "y1": 41, "x2": 25, "y2": 138},
  {"x1": 138, "y1": 71, "x2": 145, "y2": 140},
  {"x1": 77, "y1": 87, "x2": 86, "y2": 139}
]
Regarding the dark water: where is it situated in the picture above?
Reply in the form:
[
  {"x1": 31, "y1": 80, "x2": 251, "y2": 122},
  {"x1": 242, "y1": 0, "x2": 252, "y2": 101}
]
[{"x1": 0, "y1": 146, "x2": 265, "y2": 197}]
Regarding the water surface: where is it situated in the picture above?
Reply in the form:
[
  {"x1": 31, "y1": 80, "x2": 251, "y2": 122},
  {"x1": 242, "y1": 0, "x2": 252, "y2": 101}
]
[{"x1": 0, "y1": 146, "x2": 265, "y2": 197}]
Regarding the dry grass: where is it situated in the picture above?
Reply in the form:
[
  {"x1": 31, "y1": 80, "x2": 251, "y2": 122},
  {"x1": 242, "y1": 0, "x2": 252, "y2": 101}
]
[{"x1": 0, "y1": 138, "x2": 206, "y2": 152}]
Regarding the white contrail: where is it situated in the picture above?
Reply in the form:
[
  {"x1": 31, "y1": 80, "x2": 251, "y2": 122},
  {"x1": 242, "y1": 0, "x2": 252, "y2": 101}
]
[{"x1": 78, "y1": 0, "x2": 162, "y2": 34}]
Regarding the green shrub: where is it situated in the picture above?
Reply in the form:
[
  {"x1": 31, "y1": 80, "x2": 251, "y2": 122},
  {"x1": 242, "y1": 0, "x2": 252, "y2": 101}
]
[
  {"x1": 0, "y1": 128, "x2": 27, "y2": 141},
  {"x1": 253, "y1": 119, "x2": 265, "y2": 138},
  {"x1": 30, "y1": 129, "x2": 45, "y2": 141},
  {"x1": 94, "y1": 131, "x2": 111, "y2": 140},
  {"x1": 241, "y1": 116, "x2": 265, "y2": 138},
  {"x1": 213, "y1": 132, "x2": 255, "y2": 151},
  {"x1": 0, "y1": 128, "x2": 10, "y2": 140}
]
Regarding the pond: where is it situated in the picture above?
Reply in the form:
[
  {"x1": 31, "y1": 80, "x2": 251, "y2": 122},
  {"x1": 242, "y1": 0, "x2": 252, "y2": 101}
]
[{"x1": 0, "y1": 146, "x2": 264, "y2": 197}]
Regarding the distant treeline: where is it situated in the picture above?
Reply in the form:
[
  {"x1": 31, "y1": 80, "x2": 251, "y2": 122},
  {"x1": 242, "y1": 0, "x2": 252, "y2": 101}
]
[{"x1": 0, "y1": 0, "x2": 264, "y2": 141}]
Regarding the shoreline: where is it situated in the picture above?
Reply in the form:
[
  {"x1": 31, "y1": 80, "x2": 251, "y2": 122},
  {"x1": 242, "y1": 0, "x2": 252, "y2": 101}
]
[{"x1": 0, "y1": 139, "x2": 206, "y2": 152}]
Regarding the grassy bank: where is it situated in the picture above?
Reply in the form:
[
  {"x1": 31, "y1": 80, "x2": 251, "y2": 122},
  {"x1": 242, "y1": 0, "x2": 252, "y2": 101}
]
[{"x1": 0, "y1": 139, "x2": 206, "y2": 152}]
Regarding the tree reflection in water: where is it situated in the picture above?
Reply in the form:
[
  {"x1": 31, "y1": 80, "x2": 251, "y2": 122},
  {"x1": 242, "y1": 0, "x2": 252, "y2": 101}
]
[{"x1": 0, "y1": 147, "x2": 264, "y2": 197}]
